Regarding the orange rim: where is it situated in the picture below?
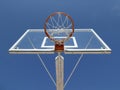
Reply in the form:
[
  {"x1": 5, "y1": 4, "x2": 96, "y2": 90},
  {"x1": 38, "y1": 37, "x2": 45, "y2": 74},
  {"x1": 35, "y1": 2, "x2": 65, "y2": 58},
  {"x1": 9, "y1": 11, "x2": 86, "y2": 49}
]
[{"x1": 44, "y1": 12, "x2": 74, "y2": 43}]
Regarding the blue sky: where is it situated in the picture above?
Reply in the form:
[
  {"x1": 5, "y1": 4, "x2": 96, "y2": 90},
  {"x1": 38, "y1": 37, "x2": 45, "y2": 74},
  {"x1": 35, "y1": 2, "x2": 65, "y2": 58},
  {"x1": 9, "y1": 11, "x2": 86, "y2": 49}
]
[{"x1": 0, "y1": 0, "x2": 120, "y2": 90}]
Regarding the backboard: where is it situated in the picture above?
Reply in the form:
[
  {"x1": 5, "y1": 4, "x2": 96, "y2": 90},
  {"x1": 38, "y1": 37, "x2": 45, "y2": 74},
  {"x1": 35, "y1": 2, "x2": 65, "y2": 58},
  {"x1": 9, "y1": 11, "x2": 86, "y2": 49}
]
[{"x1": 9, "y1": 29, "x2": 111, "y2": 54}]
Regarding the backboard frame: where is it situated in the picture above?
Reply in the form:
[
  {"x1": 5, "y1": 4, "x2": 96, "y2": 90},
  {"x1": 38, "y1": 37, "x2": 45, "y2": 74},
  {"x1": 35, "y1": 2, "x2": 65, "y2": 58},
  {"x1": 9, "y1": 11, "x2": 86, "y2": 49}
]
[{"x1": 9, "y1": 29, "x2": 111, "y2": 54}]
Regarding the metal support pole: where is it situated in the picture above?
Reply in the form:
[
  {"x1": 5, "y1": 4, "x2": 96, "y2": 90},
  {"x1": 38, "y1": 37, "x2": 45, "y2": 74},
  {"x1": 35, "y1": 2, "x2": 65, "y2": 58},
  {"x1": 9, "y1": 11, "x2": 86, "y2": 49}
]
[{"x1": 55, "y1": 53, "x2": 64, "y2": 90}]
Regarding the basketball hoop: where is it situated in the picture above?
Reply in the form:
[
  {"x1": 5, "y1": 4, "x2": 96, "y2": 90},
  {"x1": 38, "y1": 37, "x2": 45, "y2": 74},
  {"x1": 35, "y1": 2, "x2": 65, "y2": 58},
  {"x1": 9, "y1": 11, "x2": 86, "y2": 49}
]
[{"x1": 44, "y1": 12, "x2": 74, "y2": 52}]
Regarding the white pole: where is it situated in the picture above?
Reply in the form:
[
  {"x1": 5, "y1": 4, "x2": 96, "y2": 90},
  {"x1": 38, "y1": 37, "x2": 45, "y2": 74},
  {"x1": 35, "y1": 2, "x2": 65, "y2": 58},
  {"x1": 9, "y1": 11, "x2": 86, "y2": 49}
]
[{"x1": 55, "y1": 53, "x2": 64, "y2": 90}]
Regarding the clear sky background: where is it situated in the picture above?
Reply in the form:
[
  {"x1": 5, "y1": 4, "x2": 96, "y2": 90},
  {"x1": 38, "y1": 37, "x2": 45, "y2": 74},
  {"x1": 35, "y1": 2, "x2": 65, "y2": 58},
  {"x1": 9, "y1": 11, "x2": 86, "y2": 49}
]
[{"x1": 0, "y1": 0, "x2": 120, "y2": 90}]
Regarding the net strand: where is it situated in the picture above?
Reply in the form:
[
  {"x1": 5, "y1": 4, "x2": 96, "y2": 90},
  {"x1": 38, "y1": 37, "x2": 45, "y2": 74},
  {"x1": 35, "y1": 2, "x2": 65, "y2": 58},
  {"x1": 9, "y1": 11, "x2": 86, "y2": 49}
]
[
  {"x1": 57, "y1": 14, "x2": 61, "y2": 26},
  {"x1": 50, "y1": 16, "x2": 55, "y2": 28},
  {"x1": 66, "y1": 23, "x2": 72, "y2": 29},
  {"x1": 62, "y1": 16, "x2": 68, "y2": 27},
  {"x1": 51, "y1": 17, "x2": 59, "y2": 27},
  {"x1": 47, "y1": 22, "x2": 54, "y2": 28}
]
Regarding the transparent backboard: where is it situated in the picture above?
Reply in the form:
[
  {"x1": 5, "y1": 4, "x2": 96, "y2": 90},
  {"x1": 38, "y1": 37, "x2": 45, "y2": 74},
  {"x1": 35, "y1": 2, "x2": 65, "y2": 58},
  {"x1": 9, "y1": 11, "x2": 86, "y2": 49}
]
[{"x1": 9, "y1": 29, "x2": 111, "y2": 54}]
